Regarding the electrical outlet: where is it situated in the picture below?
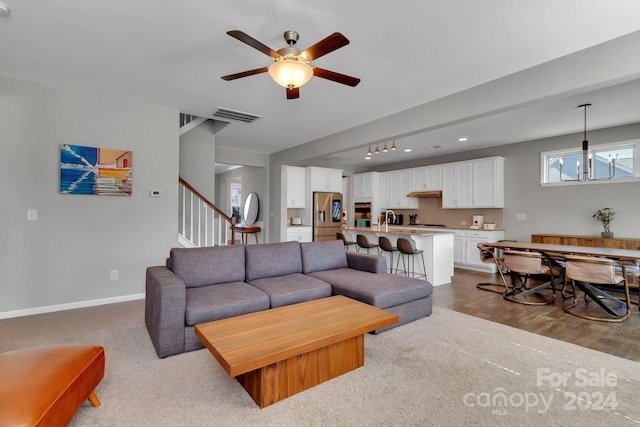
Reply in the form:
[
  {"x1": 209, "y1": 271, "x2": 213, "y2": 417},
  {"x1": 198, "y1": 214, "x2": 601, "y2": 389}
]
[
  {"x1": 516, "y1": 213, "x2": 527, "y2": 221},
  {"x1": 461, "y1": 221, "x2": 467, "y2": 225},
  {"x1": 110, "y1": 270, "x2": 119, "y2": 280}
]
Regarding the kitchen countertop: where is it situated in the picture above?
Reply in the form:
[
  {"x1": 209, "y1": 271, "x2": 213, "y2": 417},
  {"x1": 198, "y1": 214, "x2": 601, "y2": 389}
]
[{"x1": 342, "y1": 226, "x2": 454, "y2": 235}]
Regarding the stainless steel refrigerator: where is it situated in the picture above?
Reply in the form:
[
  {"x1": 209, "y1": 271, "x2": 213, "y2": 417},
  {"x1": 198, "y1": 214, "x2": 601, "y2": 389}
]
[{"x1": 313, "y1": 192, "x2": 343, "y2": 241}]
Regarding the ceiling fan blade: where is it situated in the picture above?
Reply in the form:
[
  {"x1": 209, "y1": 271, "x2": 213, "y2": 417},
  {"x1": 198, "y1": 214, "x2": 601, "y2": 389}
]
[
  {"x1": 221, "y1": 67, "x2": 269, "y2": 81},
  {"x1": 300, "y1": 32, "x2": 350, "y2": 61},
  {"x1": 286, "y1": 87, "x2": 300, "y2": 99},
  {"x1": 227, "y1": 30, "x2": 280, "y2": 59},
  {"x1": 313, "y1": 68, "x2": 361, "y2": 87}
]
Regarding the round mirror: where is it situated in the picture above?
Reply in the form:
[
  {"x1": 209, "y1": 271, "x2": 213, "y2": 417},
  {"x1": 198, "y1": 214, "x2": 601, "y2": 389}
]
[{"x1": 243, "y1": 192, "x2": 259, "y2": 226}]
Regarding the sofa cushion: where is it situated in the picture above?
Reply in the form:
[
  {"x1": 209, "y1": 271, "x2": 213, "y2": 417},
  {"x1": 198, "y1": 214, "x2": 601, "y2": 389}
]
[
  {"x1": 245, "y1": 241, "x2": 303, "y2": 281},
  {"x1": 300, "y1": 240, "x2": 348, "y2": 274},
  {"x1": 185, "y1": 281, "x2": 269, "y2": 326},
  {"x1": 248, "y1": 273, "x2": 332, "y2": 308},
  {"x1": 170, "y1": 245, "x2": 245, "y2": 288},
  {"x1": 309, "y1": 268, "x2": 432, "y2": 309}
]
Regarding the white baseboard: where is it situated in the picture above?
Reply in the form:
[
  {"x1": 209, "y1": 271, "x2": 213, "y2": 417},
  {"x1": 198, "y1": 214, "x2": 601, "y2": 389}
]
[{"x1": 0, "y1": 293, "x2": 146, "y2": 320}]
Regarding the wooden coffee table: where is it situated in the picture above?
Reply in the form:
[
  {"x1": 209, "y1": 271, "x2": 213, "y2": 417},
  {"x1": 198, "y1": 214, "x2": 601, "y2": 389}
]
[{"x1": 194, "y1": 295, "x2": 398, "y2": 408}]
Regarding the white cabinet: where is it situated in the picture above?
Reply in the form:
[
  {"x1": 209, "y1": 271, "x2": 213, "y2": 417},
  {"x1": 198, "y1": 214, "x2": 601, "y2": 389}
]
[
  {"x1": 286, "y1": 227, "x2": 312, "y2": 242},
  {"x1": 284, "y1": 166, "x2": 306, "y2": 208},
  {"x1": 411, "y1": 166, "x2": 443, "y2": 191},
  {"x1": 450, "y1": 229, "x2": 505, "y2": 272},
  {"x1": 471, "y1": 157, "x2": 504, "y2": 208},
  {"x1": 387, "y1": 170, "x2": 418, "y2": 209},
  {"x1": 425, "y1": 166, "x2": 443, "y2": 190},
  {"x1": 442, "y1": 162, "x2": 472, "y2": 208},
  {"x1": 442, "y1": 157, "x2": 504, "y2": 208},
  {"x1": 353, "y1": 172, "x2": 380, "y2": 200},
  {"x1": 307, "y1": 167, "x2": 343, "y2": 193},
  {"x1": 378, "y1": 172, "x2": 390, "y2": 209},
  {"x1": 453, "y1": 231, "x2": 465, "y2": 265}
]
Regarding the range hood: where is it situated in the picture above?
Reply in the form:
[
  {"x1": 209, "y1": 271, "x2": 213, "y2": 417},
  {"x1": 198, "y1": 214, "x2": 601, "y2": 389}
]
[{"x1": 406, "y1": 190, "x2": 442, "y2": 198}]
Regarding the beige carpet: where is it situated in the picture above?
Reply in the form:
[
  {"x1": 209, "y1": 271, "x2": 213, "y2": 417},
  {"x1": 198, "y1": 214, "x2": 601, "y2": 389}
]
[{"x1": 2, "y1": 299, "x2": 639, "y2": 426}]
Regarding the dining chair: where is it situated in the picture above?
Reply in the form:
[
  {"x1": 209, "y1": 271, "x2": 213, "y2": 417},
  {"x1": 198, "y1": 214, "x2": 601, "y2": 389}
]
[
  {"x1": 356, "y1": 234, "x2": 380, "y2": 254},
  {"x1": 396, "y1": 238, "x2": 427, "y2": 280},
  {"x1": 476, "y1": 242, "x2": 510, "y2": 294},
  {"x1": 336, "y1": 232, "x2": 357, "y2": 251},
  {"x1": 378, "y1": 236, "x2": 399, "y2": 274},
  {"x1": 563, "y1": 255, "x2": 632, "y2": 322},
  {"x1": 502, "y1": 250, "x2": 558, "y2": 305}
]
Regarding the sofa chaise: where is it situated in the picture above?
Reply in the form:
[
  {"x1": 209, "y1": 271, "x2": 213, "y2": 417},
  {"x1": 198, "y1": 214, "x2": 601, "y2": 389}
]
[{"x1": 145, "y1": 239, "x2": 432, "y2": 358}]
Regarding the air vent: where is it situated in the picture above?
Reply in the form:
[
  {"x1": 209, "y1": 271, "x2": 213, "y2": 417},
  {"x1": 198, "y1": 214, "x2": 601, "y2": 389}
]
[{"x1": 211, "y1": 107, "x2": 262, "y2": 124}]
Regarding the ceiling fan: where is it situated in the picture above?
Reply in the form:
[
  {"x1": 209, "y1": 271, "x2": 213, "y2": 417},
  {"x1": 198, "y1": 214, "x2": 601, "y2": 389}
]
[{"x1": 221, "y1": 30, "x2": 361, "y2": 99}]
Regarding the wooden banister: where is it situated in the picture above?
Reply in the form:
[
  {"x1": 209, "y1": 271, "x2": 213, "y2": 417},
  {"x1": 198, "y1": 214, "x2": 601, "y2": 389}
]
[{"x1": 179, "y1": 176, "x2": 237, "y2": 245}]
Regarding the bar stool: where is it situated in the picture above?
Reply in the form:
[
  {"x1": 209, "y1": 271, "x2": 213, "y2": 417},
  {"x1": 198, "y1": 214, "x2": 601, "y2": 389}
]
[
  {"x1": 336, "y1": 232, "x2": 357, "y2": 251},
  {"x1": 378, "y1": 236, "x2": 399, "y2": 274},
  {"x1": 396, "y1": 238, "x2": 427, "y2": 280},
  {"x1": 356, "y1": 234, "x2": 379, "y2": 254}
]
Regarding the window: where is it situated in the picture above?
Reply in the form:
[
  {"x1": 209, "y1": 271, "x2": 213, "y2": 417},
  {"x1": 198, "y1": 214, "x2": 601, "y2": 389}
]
[
  {"x1": 230, "y1": 182, "x2": 242, "y2": 221},
  {"x1": 541, "y1": 140, "x2": 639, "y2": 185}
]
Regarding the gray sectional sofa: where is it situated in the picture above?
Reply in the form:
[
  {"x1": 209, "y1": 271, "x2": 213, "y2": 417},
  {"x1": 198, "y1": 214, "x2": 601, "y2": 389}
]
[{"x1": 145, "y1": 239, "x2": 432, "y2": 358}]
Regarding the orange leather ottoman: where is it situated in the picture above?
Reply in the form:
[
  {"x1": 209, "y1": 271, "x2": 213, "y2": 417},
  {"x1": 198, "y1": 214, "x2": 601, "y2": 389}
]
[{"x1": 0, "y1": 345, "x2": 105, "y2": 427}]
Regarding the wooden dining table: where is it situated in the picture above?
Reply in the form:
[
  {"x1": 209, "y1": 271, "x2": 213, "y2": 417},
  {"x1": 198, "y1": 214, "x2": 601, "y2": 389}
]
[
  {"x1": 486, "y1": 241, "x2": 640, "y2": 262},
  {"x1": 483, "y1": 240, "x2": 640, "y2": 316}
]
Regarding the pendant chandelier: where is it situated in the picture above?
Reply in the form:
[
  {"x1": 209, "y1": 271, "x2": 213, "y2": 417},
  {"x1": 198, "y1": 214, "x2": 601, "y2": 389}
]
[
  {"x1": 559, "y1": 104, "x2": 617, "y2": 181},
  {"x1": 365, "y1": 140, "x2": 397, "y2": 159}
]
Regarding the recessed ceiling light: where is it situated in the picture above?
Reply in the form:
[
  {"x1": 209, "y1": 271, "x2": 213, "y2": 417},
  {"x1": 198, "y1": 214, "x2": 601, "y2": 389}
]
[
  {"x1": 458, "y1": 137, "x2": 468, "y2": 142},
  {"x1": 404, "y1": 148, "x2": 412, "y2": 153},
  {"x1": 364, "y1": 156, "x2": 371, "y2": 160},
  {"x1": 0, "y1": 1, "x2": 9, "y2": 16}
]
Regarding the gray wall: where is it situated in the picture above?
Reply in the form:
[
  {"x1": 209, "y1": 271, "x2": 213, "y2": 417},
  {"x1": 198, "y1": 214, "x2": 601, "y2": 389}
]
[
  {"x1": 215, "y1": 166, "x2": 267, "y2": 223},
  {"x1": 180, "y1": 122, "x2": 216, "y2": 201},
  {"x1": 0, "y1": 75, "x2": 179, "y2": 315}
]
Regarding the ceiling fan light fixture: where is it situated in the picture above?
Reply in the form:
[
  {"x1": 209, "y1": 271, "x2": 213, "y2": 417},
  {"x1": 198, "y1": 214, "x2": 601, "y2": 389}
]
[{"x1": 268, "y1": 58, "x2": 313, "y2": 88}]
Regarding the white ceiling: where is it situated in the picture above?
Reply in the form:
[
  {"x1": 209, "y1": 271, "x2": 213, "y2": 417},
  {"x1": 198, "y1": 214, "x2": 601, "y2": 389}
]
[{"x1": 2, "y1": 1, "x2": 640, "y2": 168}]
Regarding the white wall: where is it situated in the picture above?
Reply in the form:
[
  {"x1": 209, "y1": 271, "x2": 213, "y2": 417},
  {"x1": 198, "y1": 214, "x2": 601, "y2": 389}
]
[{"x1": 0, "y1": 75, "x2": 179, "y2": 316}]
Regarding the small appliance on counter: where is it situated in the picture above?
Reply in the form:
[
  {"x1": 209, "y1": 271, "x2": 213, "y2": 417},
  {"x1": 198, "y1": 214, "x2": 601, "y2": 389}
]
[
  {"x1": 483, "y1": 223, "x2": 497, "y2": 230},
  {"x1": 291, "y1": 217, "x2": 302, "y2": 225},
  {"x1": 470, "y1": 215, "x2": 484, "y2": 229},
  {"x1": 409, "y1": 214, "x2": 418, "y2": 225}
]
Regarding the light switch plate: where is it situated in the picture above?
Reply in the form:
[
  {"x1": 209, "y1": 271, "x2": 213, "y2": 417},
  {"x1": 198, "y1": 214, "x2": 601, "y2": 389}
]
[
  {"x1": 27, "y1": 209, "x2": 38, "y2": 221},
  {"x1": 516, "y1": 213, "x2": 527, "y2": 221}
]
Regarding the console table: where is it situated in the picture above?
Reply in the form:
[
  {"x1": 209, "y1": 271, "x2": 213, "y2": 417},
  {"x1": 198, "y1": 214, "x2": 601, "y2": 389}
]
[
  {"x1": 531, "y1": 234, "x2": 640, "y2": 251},
  {"x1": 233, "y1": 225, "x2": 261, "y2": 245}
]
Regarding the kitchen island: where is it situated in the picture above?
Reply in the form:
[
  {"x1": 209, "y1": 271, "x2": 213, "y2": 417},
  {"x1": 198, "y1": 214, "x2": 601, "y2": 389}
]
[{"x1": 342, "y1": 226, "x2": 454, "y2": 286}]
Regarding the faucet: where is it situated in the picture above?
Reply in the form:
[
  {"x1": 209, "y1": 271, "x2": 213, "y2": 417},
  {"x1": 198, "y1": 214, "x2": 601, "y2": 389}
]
[{"x1": 385, "y1": 209, "x2": 396, "y2": 231}]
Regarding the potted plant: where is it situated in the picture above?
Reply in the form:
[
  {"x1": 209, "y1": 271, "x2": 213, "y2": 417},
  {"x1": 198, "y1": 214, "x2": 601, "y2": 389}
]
[{"x1": 593, "y1": 207, "x2": 615, "y2": 238}]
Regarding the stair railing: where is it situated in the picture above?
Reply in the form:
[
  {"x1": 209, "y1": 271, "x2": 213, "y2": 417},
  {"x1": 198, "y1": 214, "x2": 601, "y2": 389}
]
[{"x1": 178, "y1": 176, "x2": 236, "y2": 247}]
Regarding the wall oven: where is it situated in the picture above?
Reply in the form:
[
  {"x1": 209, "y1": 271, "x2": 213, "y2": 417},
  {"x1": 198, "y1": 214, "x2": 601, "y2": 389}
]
[{"x1": 353, "y1": 202, "x2": 372, "y2": 227}]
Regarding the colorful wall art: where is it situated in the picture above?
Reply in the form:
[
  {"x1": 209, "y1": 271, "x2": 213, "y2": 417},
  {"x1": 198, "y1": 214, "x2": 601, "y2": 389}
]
[{"x1": 60, "y1": 144, "x2": 132, "y2": 196}]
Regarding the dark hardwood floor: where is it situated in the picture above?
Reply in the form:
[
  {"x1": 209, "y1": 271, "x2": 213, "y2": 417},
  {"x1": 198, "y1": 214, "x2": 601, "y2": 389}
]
[{"x1": 433, "y1": 268, "x2": 640, "y2": 362}]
